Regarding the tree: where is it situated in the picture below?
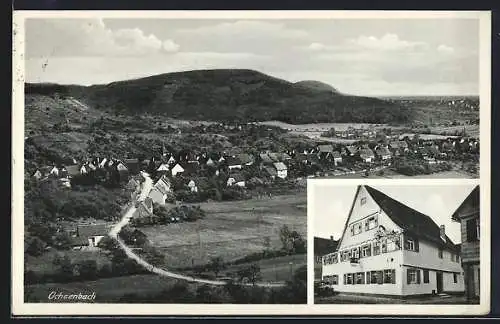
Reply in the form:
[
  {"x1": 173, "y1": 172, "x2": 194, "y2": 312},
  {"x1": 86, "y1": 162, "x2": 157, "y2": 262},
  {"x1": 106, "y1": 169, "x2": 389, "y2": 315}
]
[
  {"x1": 77, "y1": 259, "x2": 98, "y2": 280},
  {"x1": 237, "y1": 263, "x2": 262, "y2": 285},
  {"x1": 208, "y1": 256, "x2": 226, "y2": 277},
  {"x1": 25, "y1": 236, "x2": 46, "y2": 256},
  {"x1": 53, "y1": 232, "x2": 73, "y2": 250}
]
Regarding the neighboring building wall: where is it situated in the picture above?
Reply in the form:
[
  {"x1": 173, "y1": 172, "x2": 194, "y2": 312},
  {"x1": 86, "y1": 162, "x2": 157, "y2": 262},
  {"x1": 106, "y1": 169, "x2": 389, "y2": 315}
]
[
  {"x1": 88, "y1": 235, "x2": 104, "y2": 247},
  {"x1": 277, "y1": 169, "x2": 287, "y2": 179}
]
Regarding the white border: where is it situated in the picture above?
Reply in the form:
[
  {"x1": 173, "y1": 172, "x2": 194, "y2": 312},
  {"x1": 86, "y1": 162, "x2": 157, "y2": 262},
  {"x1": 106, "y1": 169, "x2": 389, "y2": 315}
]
[{"x1": 12, "y1": 10, "x2": 491, "y2": 316}]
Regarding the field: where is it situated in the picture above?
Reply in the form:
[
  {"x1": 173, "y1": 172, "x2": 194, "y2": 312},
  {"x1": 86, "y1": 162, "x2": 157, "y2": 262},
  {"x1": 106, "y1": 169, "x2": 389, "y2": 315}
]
[
  {"x1": 25, "y1": 274, "x2": 179, "y2": 302},
  {"x1": 141, "y1": 193, "x2": 307, "y2": 268},
  {"x1": 321, "y1": 169, "x2": 474, "y2": 179},
  {"x1": 25, "y1": 249, "x2": 112, "y2": 277}
]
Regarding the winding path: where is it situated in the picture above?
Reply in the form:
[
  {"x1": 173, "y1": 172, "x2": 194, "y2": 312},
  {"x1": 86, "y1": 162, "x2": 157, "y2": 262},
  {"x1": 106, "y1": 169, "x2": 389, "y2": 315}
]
[{"x1": 108, "y1": 171, "x2": 285, "y2": 288}]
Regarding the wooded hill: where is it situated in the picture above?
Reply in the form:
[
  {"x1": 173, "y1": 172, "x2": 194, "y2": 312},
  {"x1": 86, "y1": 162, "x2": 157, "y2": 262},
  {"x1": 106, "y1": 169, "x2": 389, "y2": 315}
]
[{"x1": 25, "y1": 69, "x2": 411, "y2": 124}]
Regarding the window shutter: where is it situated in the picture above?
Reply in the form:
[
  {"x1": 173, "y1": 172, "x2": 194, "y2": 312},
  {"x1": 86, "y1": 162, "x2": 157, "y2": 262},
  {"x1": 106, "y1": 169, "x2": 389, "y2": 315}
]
[
  {"x1": 375, "y1": 216, "x2": 379, "y2": 227},
  {"x1": 415, "y1": 239, "x2": 420, "y2": 252},
  {"x1": 365, "y1": 221, "x2": 369, "y2": 231},
  {"x1": 392, "y1": 269, "x2": 396, "y2": 284},
  {"x1": 366, "y1": 271, "x2": 370, "y2": 284},
  {"x1": 407, "y1": 269, "x2": 411, "y2": 284},
  {"x1": 417, "y1": 270, "x2": 421, "y2": 284},
  {"x1": 344, "y1": 274, "x2": 346, "y2": 284}
]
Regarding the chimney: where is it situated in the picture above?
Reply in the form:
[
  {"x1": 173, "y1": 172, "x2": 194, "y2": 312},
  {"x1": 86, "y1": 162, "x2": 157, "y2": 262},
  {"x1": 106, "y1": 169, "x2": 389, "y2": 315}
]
[
  {"x1": 330, "y1": 235, "x2": 335, "y2": 241},
  {"x1": 440, "y1": 225, "x2": 446, "y2": 241}
]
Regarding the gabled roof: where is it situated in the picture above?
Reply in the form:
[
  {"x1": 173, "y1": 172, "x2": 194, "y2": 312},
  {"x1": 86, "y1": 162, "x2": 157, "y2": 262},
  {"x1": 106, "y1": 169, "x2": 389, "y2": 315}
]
[
  {"x1": 238, "y1": 153, "x2": 254, "y2": 165},
  {"x1": 264, "y1": 166, "x2": 277, "y2": 176},
  {"x1": 76, "y1": 223, "x2": 108, "y2": 238},
  {"x1": 375, "y1": 147, "x2": 391, "y2": 156},
  {"x1": 346, "y1": 145, "x2": 358, "y2": 155},
  {"x1": 267, "y1": 152, "x2": 280, "y2": 162},
  {"x1": 226, "y1": 156, "x2": 242, "y2": 166},
  {"x1": 451, "y1": 185, "x2": 480, "y2": 222},
  {"x1": 314, "y1": 237, "x2": 339, "y2": 256},
  {"x1": 359, "y1": 148, "x2": 375, "y2": 158},
  {"x1": 318, "y1": 144, "x2": 334, "y2": 153},
  {"x1": 65, "y1": 165, "x2": 80, "y2": 177},
  {"x1": 259, "y1": 153, "x2": 273, "y2": 163},
  {"x1": 228, "y1": 172, "x2": 245, "y2": 182},
  {"x1": 332, "y1": 151, "x2": 342, "y2": 159},
  {"x1": 365, "y1": 186, "x2": 458, "y2": 251},
  {"x1": 273, "y1": 162, "x2": 287, "y2": 171}
]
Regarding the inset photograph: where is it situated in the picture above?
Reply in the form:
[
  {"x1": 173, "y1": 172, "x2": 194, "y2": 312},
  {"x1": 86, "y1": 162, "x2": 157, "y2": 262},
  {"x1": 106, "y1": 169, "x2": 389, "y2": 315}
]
[{"x1": 312, "y1": 182, "x2": 480, "y2": 304}]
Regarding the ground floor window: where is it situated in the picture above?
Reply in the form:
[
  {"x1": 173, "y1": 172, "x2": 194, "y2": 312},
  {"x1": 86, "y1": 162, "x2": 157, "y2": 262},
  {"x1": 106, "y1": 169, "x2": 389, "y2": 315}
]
[
  {"x1": 356, "y1": 272, "x2": 365, "y2": 284},
  {"x1": 384, "y1": 269, "x2": 396, "y2": 284},
  {"x1": 453, "y1": 273, "x2": 458, "y2": 283},
  {"x1": 323, "y1": 274, "x2": 338, "y2": 285},
  {"x1": 407, "y1": 268, "x2": 421, "y2": 284}
]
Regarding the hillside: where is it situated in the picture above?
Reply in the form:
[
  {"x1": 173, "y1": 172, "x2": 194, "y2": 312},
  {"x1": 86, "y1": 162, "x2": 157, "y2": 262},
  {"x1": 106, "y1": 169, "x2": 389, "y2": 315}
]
[
  {"x1": 25, "y1": 69, "x2": 411, "y2": 124},
  {"x1": 295, "y1": 80, "x2": 339, "y2": 94}
]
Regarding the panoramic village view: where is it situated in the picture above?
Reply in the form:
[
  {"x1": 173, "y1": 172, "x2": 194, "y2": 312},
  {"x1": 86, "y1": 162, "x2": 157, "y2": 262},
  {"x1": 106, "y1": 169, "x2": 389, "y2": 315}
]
[{"x1": 22, "y1": 18, "x2": 480, "y2": 304}]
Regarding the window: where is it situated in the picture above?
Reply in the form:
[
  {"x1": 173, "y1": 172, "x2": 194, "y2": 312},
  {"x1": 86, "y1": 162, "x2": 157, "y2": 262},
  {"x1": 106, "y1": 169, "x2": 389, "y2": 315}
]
[
  {"x1": 360, "y1": 197, "x2": 367, "y2": 205},
  {"x1": 450, "y1": 253, "x2": 454, "y2": 262},
  {"x1": 423, "y1": 270, "x2": 429, "y2": 283},
  {"x1": 405, "y1": 238, "x2": 419, "y2": 252},
  {"x1": 456, "y1": 254, "x2": 460, "y2": 263},
  {"x1": 365, "y1": 215, "x2": 378, "y2": 231},
  {"x1": 370, "y1": 271, "x2": 379, "y2": 284},
  {"x1": 373, "y1": 242, "x2": 381, "y2": 255},
  {"x1": 356, "y1": 272, "x2": 365, "y2": 284},
  {"x1": 361, "y1": 244, "x2": 372, "y2": 258},
  {"x1": 351, "y1": 247, "x2": 360, "y2": 259},
  {"x1": 351, "y1": 222, "x2": 363, "y2": 235},
  {"x1": 381, "y1": 240, "x2": 387, "y2": 253},
  {"x1": 340, "y1": 250, "x2": 350, "y2": 262},
  {"x1": 346, "y1": 273, "x2": 354, "y2": 285},
  {"x1": 407, "y1": 268, "x2": 421, "y2": 284},
  {"x1": 323, "y1": 275, "x2": 338, "y2": 285},
  {"x1": 387, "y1": 240, "x2": 396, "y2": 252},
  {"x1": 466, "y1": 218, "x2": 479, "y2": 242},
  {"x1": 438, "y1": 249, "x2": 443, "y2": 259},
  {"x1": 384, "y1": 269, "x2": 396, "y2": 284},
  {"x1": 453, "y1": 273, "x2": 458, "y2": 283}
]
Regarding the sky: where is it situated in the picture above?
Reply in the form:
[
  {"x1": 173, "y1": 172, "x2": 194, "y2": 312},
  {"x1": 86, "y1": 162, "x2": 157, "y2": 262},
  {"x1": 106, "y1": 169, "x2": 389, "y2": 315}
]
[
  {"x1": 312, "y1": 184, "x2": 478, "y2": 244},
  {"x1": 24, "y1": 18, "x2": 480, "y2": 96}
]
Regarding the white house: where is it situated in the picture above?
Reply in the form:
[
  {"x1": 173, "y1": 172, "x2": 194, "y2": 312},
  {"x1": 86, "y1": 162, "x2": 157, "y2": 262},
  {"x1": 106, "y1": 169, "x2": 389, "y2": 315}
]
[
  {"x1": 171, "y1": 163, "x2": 185, "y2": 177},
  {"x1": 156, "y1": 163, "x2": 170, "y2": 173},
  {"x1": 273, "y1": 162, "x2": 288, "y2": 179},
  {"x1": 188, "y1": 180, "x2": 198, "y2": 193},
  {"x1": 71, "y1": 223, "x2": 108, "y2": 250},
  {"x1": 148, "y1": 176, "x2": 172, "y2": 205},
  {"x1": 321, "y1": 185, "x2": 464, "y2": 297}
]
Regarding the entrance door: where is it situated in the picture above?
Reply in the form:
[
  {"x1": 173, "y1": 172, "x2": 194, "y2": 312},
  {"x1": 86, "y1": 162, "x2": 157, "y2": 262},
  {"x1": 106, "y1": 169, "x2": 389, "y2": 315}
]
[{"x1": 436, "y1": 271, "x2": 443, "y2": 293}]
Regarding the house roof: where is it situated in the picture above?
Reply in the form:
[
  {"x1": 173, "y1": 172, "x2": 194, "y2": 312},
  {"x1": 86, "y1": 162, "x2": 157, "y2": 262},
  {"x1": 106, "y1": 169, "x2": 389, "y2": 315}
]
[
  {"x1": 451, "y1": 186, "x2": 480, "y2": 222},
  {"x1": 365, "y1": 186, "x2": 459, "y2": 251},
  {"x1": 264, "y1": 166, "x2": 277, "y2": 176},
  {"x1": 359, "y1": 148, "x2": 375, "y2": 158},
  {"x1": 389, "y1": 141, "x2": 408, "y2": 149},
  {"x1": 314, "y1": 237, "x2": 339, "y2": 256},
  {"x1": 76, "y1": 224, "x2": 108, "y2": 239},
  {"x1": 346, "y1": 146, "x2": 358, "y2": 155},
  {"x1": 228, "y1": 173, "x2": 245, "y2": 182},
  {"x1": 259, "y1": 153, "x2": 273, "y2": 163},
  {"x1": 226, "y1": 156, "x2": 242, "y2": 166},
  {"x1": 318, "y1": 144, "x2": 334, "y2": 153},
  {"x1": 281, "y1": 152, "x2": 292, "y2": 160},
  {"x1": 273, "y1": 162, "x2": 287, "y2": 171},
  {"x1": 375, "y1": 147, "x2": 391, "y2": 156},
  {"x1": 267, "y1": 153, "x2": 280, "y2": 162},
  {"x1": 65, "y1": 165, "x2": 80, "y2": 177},
  {"x1": 238, "y1": 153, "x2": 254, "y2": 164}
]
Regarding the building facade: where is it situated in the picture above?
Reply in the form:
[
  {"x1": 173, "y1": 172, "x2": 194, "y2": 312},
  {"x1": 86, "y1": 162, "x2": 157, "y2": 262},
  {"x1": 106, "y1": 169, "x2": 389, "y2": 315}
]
[
  {"x1": 452, "y1": 185, "x2": 480, "y2": 301},
  {"x1": 322, "y1": 185, "x2": 464, "y2": 297}
]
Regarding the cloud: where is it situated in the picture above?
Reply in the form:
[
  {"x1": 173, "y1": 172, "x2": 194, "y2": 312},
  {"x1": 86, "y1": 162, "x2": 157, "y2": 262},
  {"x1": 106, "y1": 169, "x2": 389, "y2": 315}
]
[
  {"x1": 437, "y1": 44, "x2": 455, "y2": 55},
  {"x1": 26, "y1": 18, "x2": 180, "y2": 57},
  {"x1": 349, "y1": 33, "x2": 428, "y2": 51},
  {"x1": 176, "y1": 20, "x2": 309, "y2": 40},
  {"x1": 307, "y1": 42, "x2": 327, "y2": 51}
]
